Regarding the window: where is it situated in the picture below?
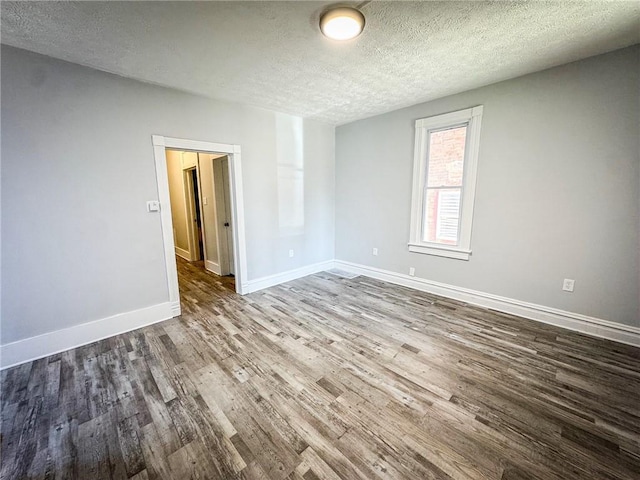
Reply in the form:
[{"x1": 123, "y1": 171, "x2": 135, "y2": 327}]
[{"x1": 409, "y1": 106, "x2": 483, "y2": 260}]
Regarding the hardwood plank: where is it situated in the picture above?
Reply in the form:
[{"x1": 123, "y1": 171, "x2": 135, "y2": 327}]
[{"x1": 77, "y1": 413, "x2": 115, "y2": 479}]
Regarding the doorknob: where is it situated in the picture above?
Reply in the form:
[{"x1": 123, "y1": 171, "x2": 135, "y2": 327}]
[{"x1": 224, "y1": 222, "x2": 230, "y2": 227}]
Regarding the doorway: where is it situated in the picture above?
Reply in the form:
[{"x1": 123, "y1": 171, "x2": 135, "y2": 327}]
[
  {"x1": 165, "y1": 150, "x2": 236, "y2": 284},
  {"x1": 152, "y1": 135, "x2": 247, "y2": 317}
]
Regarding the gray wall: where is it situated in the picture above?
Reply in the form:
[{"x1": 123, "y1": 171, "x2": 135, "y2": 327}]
[
  {"x1": 336, "y1": 46, "x2": 639, "y2": 327},
  {"x1": 1, "y1": 45, "x2": 335, "y2": 344}
]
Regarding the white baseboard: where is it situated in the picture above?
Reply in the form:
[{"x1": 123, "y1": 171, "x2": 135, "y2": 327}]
[
  {"x1": 175, "y1": 247, "x2": 191, "y2": 261},
  {"x1": 334, "y1": 260, "x2": 640, "y2": 347},
  {"x1": 205, "y1": 259, "x2": 222, "y2": 275},
  {"x1": 0, "y1": 302, "x2": 175, "y2": 370},
  {"x1": 171, "y1": 300, "x2": 181, "y2": 317},
  {"x1": 241, "y1": 260, "x2": 336, "y2": 294}
]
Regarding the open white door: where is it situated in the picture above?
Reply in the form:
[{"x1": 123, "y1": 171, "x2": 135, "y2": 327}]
[
  {"x1": 221, "y1": 157, "x2": 235, "y2": 276},
  {"x1": 213, "y1": 156, "x2": 235, "y2": 276}
]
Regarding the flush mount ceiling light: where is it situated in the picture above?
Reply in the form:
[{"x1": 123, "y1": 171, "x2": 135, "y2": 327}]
[{"x1": 320, "y1": 7, "x2": 365, "y2": 40}]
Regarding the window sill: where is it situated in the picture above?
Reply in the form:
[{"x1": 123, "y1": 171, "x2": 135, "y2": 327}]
[{"x1": 408, "y1": 243, "x2": 471, "y2": 260}]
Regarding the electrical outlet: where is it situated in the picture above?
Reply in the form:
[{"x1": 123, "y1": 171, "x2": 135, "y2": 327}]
[
  {"x1": 289, "y1": 249, "x2": 294, "y2": 258},
  {"x1": 372, "y1": 248, "x2": 378, "y2": 256},
  {"x1": 562, "y1": 278, "x2": 575, "y2": 292},
  {"x1": 409, "y1": 267, "x2": 415, "y2": 277}
]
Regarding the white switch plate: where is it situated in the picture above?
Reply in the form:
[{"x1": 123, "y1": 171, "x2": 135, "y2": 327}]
[
  {"x1": 562, "y1": 278, "x2": 575, "y2": 292},
  {"x1": 409, "y1": 267, "x2": 415, "y2": 276},
  {"x1": 289, "y1": 249, "x2": 294, "y2": 258},
  {"x1": 146, "y1": 201, "x2": 160, "y2": 212},
  {"x1": 372, "y1": 248, "x2": 378, "y2": 256},
  {"x1": 203, "y1": 196, "x2": 208, "y2": 205}
]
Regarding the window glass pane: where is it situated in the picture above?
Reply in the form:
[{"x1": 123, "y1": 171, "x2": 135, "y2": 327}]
[
  {"x1": 427, "y1": 126, "x2": 467, "y2": 187},
  {"x1": 423, "y1": 188, "x2": 461, "y2": 245}
]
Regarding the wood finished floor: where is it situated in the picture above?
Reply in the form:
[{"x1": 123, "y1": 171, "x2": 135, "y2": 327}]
[{"x1": 1, "y1": 258, "x2": 639, "y2": 480}]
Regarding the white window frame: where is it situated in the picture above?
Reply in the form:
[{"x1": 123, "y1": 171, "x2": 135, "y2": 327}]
[{"x1": 408, "y1": 106, "x2": 483, "y2": 260}]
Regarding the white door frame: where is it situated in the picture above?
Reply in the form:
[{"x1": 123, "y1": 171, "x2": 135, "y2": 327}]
[{"x1": 152, "y1": 135, "x2": 248, "y2": 316}]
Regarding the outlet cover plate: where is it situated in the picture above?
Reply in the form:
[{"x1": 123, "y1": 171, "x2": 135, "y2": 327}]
[{"x1": 562, "y1": 278, "x2": 575, "y2": 292}]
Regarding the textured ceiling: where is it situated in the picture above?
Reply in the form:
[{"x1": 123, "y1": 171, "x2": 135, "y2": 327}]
[{"x1": 1, "y1": 1, "x2": 639, "y2": 125}]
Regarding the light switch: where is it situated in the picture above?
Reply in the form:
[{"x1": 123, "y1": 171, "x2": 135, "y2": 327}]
[
  {"x1": 147, "y1": 201, "x2": 160, "y2": 212},
  {"x1": 203, "y1": 196, "x2": 208, "y2": 205}
]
